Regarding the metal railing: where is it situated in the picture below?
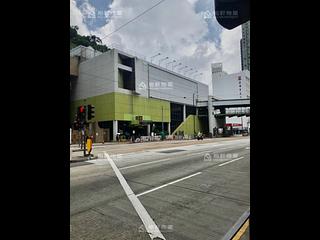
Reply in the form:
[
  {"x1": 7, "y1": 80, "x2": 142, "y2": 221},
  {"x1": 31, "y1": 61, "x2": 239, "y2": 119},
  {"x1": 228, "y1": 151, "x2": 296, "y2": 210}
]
[
  {"x1": 225, "y1": 108, "x2": 250, "y2": 115},
  {"x1": 108, "y1": 43, "x2": 147, "y2": 61},
  {"x1": 107, "y1": 43, "x2": 204, "y2": 82},
  {"x1": 70, "y1": 46, "x2": 102, "y2": 60},
  {"x1": 214, "y1": 107, "x2": 250, "y2": 117}
]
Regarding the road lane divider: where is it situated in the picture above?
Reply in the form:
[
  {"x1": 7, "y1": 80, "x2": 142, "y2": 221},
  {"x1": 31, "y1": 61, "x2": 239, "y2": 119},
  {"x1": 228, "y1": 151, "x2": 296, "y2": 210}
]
[
  {"x1": 218, "y1": 157, "x2": 244, "y2": 167},
  {"x1": 104, "y1": 152, "x2": 166, "y2": 240},
  {"x1": 136, "y1": 172, "x2": 202, "y2": 197},
  {"x1": 119, "y1": 149, "x2": 245, "y2": 170},
  {"x1": 119, "y1": 158, "x2": 171, "y2": 170}
]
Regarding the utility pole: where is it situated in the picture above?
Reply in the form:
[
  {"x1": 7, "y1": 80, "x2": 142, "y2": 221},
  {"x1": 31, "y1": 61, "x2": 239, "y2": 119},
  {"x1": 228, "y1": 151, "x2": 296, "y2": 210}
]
[
  {"x1": 78, "y1": 105, "x2": 87, "y2": 157},
  {"x1": 241, "y1": 116, "x2": 244, "y2": 131},
  {"x1": 193, "y1": 93, "x2": 196, "y2": 137},
  {"x1": 83, "y1": 106, "x2": 87, "y2": 157},
  {"x1": 83, "y1": 125, "x2": 86, "y2": 157},
  {"x1": 162, "y1": 106, "x2": 164, "y2": 132}
]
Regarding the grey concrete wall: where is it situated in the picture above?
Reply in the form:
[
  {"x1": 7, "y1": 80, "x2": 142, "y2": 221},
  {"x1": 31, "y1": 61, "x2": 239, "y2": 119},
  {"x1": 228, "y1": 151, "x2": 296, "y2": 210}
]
[
  {"x1": 72, "y1": 48, "x2": 209, "y2": 108},
  {"x1": 72, "y1": 49, "x2": 116, "y2": 101},
  {"x1": 148, "y1": 65, "x2": 208, "y2": 106},
  {"x1": 134, "y1": 58, "x2": 149, "y2": 97},
  {"x1": 197, "y1": 82, "x2": 209, "y2": 102}
]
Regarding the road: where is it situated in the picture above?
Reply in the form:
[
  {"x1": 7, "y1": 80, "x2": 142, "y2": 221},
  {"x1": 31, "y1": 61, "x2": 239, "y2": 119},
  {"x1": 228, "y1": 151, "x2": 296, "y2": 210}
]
[{"x1": 70, "y1": 137, "x2": 250, "y2": 240}]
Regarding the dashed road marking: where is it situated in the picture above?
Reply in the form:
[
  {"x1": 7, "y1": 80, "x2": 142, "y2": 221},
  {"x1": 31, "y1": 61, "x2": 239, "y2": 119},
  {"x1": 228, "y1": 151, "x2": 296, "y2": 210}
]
[
  {"x1": 119, "y1": 158, "x2": 170, "y2": 170},
  {"x1": 136, "y1": 172, "x2": 202, "y2": 197},
  {"x1": 218, "y1": 157, "x2": 244, "y2": 167}
]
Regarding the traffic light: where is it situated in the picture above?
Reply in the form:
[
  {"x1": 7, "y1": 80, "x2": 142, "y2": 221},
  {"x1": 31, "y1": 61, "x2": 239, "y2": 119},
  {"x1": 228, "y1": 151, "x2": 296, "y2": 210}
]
[
  {"x1": 77, "y1": 105, "x2": 86, "y2": 123},
  {"x1": 87, "y1": 105, "x2": 95, "y2": 120},
  {"x1": 214, "y1": 0, "x2": 250, "y2": 30}
]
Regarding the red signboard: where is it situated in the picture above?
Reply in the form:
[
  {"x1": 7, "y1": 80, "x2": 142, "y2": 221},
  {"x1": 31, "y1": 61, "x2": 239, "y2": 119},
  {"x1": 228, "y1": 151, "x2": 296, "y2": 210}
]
[{"x1": 225, "y1": 123, "x2": 242, "y2": 127}]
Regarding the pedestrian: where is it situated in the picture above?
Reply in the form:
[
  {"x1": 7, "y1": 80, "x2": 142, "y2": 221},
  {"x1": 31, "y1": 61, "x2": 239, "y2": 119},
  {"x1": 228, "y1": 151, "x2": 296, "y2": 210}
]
[{"x1": 86, "y1": 135, "x2": 93, "y2": 155}]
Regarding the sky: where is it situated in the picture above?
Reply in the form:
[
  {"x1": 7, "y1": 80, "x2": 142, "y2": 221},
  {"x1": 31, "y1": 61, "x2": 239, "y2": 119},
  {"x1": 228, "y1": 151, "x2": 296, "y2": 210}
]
[{"x1": 70, "y1": 0, "x2": 242, "y2": 94}]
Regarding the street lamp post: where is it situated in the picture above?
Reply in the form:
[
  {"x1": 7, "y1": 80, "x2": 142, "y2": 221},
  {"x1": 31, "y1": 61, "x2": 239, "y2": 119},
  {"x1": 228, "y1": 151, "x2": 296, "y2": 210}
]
[
  {"x1": 184, "y1": 68, "x2": 193, "y2": 75},
  {"x1": 159, "y1": 57, "x2": 169, "y2": 66},
  {"x1": 193, "y1": 93, "x2": 196, "y2": 137},
  {"x1": 189, "y1": 70, "x2": 198, "y2": 76},
  {"x1": 150, "y1": 53, "x2": 161, "y2": 63},
  {"x1": 162, "y1": 106, "x2": 164, "y2": 132},
  {"x1": 172, "y1": 62, "x2": 182, "y2": 71},
  {"x1": 166, "y1": 60, "x2": 176, "y2": 69},
  {"x1": 241, "y1": 116, "x2": 243, "y2": 131},
  {"x1": 194, "y1": 72, "x2": 203, "y2": 80},
  {"x1": 178, "y1": 66, "x2": 188, "y2": 73}
]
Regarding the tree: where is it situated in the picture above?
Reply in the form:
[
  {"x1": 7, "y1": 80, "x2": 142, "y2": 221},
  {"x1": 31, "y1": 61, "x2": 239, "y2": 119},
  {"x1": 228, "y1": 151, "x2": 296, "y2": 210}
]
[
  {"x1": 70, "y1": 26, "x2": 109, "y2": 52},
  {"x1": 70, "y1": 26, "x2": 79, "y2": 39},
  {"x1": 89, "y1": 35, "x2": 102, "y2": 45}
]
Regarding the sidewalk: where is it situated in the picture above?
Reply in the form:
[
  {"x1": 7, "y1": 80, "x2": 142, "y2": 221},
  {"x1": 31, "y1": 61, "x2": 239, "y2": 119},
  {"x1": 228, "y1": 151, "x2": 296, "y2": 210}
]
[
  {"x1": 70, "y1": 142, "x2": 117, "y2": 148},
  {"x1": 70, "y1": 155, "x2": 98, "y2": 163},
  {"x1": 70, "y1": 136, "x2": 249, "y2": 162},
  {"x1": 70, "y1": 137, "x2": 232, "y2": 148}
]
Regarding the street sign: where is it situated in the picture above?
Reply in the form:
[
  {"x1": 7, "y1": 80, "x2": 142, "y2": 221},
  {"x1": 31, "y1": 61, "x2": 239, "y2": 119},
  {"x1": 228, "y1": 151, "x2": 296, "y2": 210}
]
[
  {"x1": 225, "y1": 123, "x2": 243, "y2": 127},
  {"x1": 135, "y1": 116, "x2": 143, "y2": 121}
]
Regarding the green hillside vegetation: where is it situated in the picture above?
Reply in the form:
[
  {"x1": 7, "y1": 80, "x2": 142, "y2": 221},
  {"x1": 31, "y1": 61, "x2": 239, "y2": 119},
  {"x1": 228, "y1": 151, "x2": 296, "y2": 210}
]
[{"x1": 70, "y1": 26, "x2": 109, "y2": 52}]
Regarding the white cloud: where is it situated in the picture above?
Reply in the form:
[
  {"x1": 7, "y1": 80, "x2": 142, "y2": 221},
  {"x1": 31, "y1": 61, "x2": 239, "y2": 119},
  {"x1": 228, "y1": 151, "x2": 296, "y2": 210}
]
[
  {"x1": 70, "y1": 0, "x2": 90, "y2": 35},
  {"x1": 74, "y1": 0, "x2": 242, "y2": 94},
  {"x1": 187, "y1": 0, "x2": 199, "y2": 6},
  {"x1": 218, "y1": 26, "x2": 242, "y2": 74}
]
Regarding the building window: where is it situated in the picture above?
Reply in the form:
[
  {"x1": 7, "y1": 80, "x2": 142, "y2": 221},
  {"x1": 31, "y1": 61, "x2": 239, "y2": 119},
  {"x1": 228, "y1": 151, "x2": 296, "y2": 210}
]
[
  {"x1": 238, "y1": 76, "x2": 241, "y2": 80},
  {"x1": 117, "y1": 53, "x2": 135, "y2": 90}
]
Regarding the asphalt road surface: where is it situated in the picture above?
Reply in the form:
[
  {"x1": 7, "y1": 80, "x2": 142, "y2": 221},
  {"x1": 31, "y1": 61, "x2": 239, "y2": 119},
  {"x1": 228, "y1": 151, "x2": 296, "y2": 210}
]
[{"x1": 70, "y1": 137, "x2": 250, "y2": 240}]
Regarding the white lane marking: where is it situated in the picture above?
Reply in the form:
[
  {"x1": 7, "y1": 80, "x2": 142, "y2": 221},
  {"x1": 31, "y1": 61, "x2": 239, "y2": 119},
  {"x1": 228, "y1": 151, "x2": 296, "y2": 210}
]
[
  {"x1": 136, "y1": 172, "x2": 202, "y2": 197},
  {"x1": 245, "y1": 147, "x2": 250, "y2": 150},
  {"x1": 104, "y1": 152, "x2": 166, "y2": 240},
  {"x1": 218, "y1": 157, "x2": 244, "y2": 167},
  {"x1": 119, "y1": 158, "x2": 170, "y2": 170},
  {"x1": 119, "y1": 147, "x2": 241, "y2": 170},
  {"x1": 220, "y1": 147, "x2": 232, "y2": 150},
  {"x1": 186, "y1": 152, "x2": 204, "y2": 157}
]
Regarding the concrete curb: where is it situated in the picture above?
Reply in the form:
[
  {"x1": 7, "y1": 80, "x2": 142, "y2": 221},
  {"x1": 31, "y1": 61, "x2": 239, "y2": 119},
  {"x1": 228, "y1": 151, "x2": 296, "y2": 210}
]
[
  {"x1": 221, "y1": 208, "x2": 250, "y2": 240},
  {"x1": 70, "y1": 155, "x2": 98, "y2": 163}
]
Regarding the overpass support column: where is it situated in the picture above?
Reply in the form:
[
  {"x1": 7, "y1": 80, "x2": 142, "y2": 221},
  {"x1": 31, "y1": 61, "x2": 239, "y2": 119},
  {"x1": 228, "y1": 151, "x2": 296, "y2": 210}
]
[
  {"x1": 113, "y1": 120, "x2": 118, "y2": 141},
  {"x1": 183, "y1": 104, "x2": 186, "y2": 121},
  {"x1": 208, "y1": 96, "x2": 226, "y2": 137},
  {"x1": 147, "y1": 124, "x2": 151, "y2": 136},
  {"x1": 208, "y1": 96, "x2": 214, "y2": 137}
]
